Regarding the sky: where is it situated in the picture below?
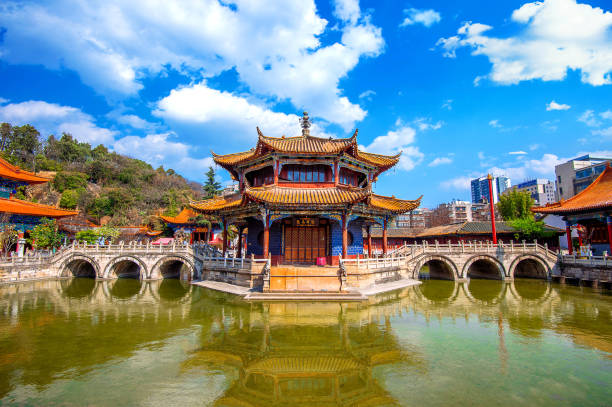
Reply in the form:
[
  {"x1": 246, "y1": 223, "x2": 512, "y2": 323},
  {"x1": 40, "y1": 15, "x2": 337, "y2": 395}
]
[{"x1": 0, "y1": 0, "x2": 611, "y2": 208}]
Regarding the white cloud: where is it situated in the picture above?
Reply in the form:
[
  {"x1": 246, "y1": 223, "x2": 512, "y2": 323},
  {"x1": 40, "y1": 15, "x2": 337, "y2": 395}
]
[
  {"x1": 529, "y1": 144, "x2": 541, "y2": 150},
  {"x1": 600, "y1": 110, "x2": 612, "y2": 120},
  {"x1": 592, "y1": 127, "x2": 612, "y2": 138},
  {"x1": 113, "y1": 133, "x2": 214, "y2": 179},
  {"x1": 400, "y1": 8, "x2": 441, "y2": 27},
  {"x1": 413, "y1": 117, "x2": 443, "y2": 131},
  {"x1": 358, "y1": 90, "x2": 376, "y2": 101},
  {"x1": 437, "y1": 0, "x2": 612, "y2": 86},
  {"x1": 489, "y1": 119, "x2": 502, "y2": 128},
  {"x1": 509, "y1": 151, "x2": 528, "y2": 155},
  {"x1": 441, "y1": 176, "x2": 472, "y2": 190},
  {"x1": 0, "y1": 98, "x2": 9, "y2": 105},
  {"x1": 442, "y1": 99, "x2": 453, "y2": 110},
  {"x1": 546, "y1": 100, "x2": 571, "y2": 111},
  {"x1": 0, "y1": 0, "x2": 383, "y2": 129},
  {"x1": 429, "y1": 157, "x2": 453, "y2": 167},
  {"x1": 360, "y1": 124, "x2": 423, "y2": 171},
  {"x1": 578, "y1": 109, "x2": 602, "y2": 127},
  {"x1": 0, "y1": 100, "x2": 116, "y2": 145}
]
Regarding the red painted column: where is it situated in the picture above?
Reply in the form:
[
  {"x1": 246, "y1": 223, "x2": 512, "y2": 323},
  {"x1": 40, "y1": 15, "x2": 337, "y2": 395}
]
[
  {"x1": 341, "y1": 214, "x2": 348, "y2": 259},
  {"x1": 487, "y1": 174, "x2": 498, "y2": 244},
  {"x1": 382, "y1": 219, "x2": 388, "y2": 255},
  {"x1": 334, "y1": 161, "x2": 339, "y2": 185},
  {"x1": 263, "y1": 215, "x2": 270, "y2": 258},
  {"x1": 222, "y1": 220, "x2": 228, "y2": 257},
  {"x1": 237, "y1": 227, "x2": 243, "y2": 258},
  {"x1": 274, "y1": 159, "x2": 279, "y2": 185},
  {"x1": 566, "y1": 224, "x2": 573, "y2": 255},
  {"x1": 607, "y1": 216, "x2": 612, "y2": 255},
  {"x1": 367, "y1": 226, "x2": 372, "y2": 257}
]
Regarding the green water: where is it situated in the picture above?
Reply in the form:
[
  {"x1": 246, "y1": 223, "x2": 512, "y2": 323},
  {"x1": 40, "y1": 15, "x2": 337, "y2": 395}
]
[{"x1": 0, "y1": 279, "x2": 610, "y2": 406}]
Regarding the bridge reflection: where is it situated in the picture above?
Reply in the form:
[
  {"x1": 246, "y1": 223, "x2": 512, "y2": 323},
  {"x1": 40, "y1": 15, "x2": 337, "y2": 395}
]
[{"x1": 0, "y1": 279, "x2": 609, "y2": 404}]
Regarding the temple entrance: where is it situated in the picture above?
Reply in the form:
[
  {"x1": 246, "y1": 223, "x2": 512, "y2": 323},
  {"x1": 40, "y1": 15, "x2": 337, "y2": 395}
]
[{"x1": 283, "y1": 218, "x2": 328, "y2": 264}]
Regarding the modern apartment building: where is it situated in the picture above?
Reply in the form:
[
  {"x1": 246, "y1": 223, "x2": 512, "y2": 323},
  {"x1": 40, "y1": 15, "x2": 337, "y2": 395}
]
[
  {"x1": 555, "y1": 155, "x2": 610, "y2": 200},
  {"x1": 393, "y1": 208, "x2": 432, "y2": 230},
  {"x1": 471, "y1": 175, "x2": 510, "y2": 204},
  {"x1": 509, "y1": 179, "x2": 556, "y2": 206},
  {"x1": 430, "y1": 200, "x2": 497, "y2": 227}
]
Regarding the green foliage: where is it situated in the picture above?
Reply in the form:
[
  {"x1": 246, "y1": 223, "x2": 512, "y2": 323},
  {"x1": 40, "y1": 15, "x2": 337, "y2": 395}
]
[
  {"x1": 188, "y1": 215, "x2": 211, "y2": 229},
  {"x1": 75, "y1": 229, "x2": 98, "y2": 244},
  {"x1": 203, "y1": 166, "x2": 222, "y2": 198},
  {"x1": 53, "y1": 171, "x2": 88, "y2": 192},
  {"x1": 59, "y1": 189, "x2": 80, "y2": 209},
  {"x1": 498, "y1": 190, "x2": 534, "y2": 221},
  {"x1": 35, "y1": 154, "x2": 63, "y2": 171},
  {"x1": 5, "y1": 125, "x2": 42, "y2": 170},
  {"x1": 45, "y1": 134, "x2": 91, "y2": 164},
  {"x1": 75, "y1": 226, "x2": 120, "y2": 244},
  {"x1": 28, "y1": 218, "x2": 64, "y2": 249}
]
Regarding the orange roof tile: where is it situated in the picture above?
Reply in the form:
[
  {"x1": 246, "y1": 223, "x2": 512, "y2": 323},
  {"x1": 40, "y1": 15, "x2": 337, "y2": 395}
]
[
  {"x1": 244, "y1": 185, "x2": 368, "y2": 206},
  {"x1": 0, "y1": 157, "x2": 50, "y2": 184},
  {"x1": 357, "y1": 151, "x2": 401, "y2": 169},
  {"x1": 190, "y1": 193, "x2": 244, "y2": 213},
  {"x1": 369, "y1": 194, "x2": 421, "y2": 213},
  {"x1": 159, "y1": 207, "x2": 200, "y2": 224},
  {"x1": 0, "y1": 198, "x2": 78, "y2": 218},
  {"x1": 211, "y1": 149, "x2": 258, "y2": 166},
  {"x1": 533, "y1": 164, "x2": 612, "y2": 214}
]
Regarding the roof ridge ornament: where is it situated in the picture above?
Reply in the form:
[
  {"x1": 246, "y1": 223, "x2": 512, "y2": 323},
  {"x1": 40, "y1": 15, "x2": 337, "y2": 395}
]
[{"x1": 300, "y1": 111, "x2": 311, "y2": 137}]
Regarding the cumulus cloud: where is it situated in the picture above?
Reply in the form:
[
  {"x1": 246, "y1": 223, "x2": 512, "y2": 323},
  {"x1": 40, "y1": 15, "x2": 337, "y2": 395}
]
[
  {"x1": 441, "y1": 176, "x2": 472, "y2": 190},
  {"x1": 578, "y1": 109, "x2": 602, "y2": 127},
  {"x1": 546, "y1": 100, "x2": 571, "y2": 111},
  {"x1": 0, "y1": 0, "x2": 383, "y2": 129},
  {"x1": 0, "y1": 100, "x2": 116, "y2": 145},
  {"x1": 400, "y1": 8, "x2": 441, "y2": 27},
  {"x1": 509, "y1": 151, "x2": 528, "y2": 155},
  {"x1": 436, "y1": 0, "x2": 612, "y2": 86},
  {"x1": 429, "y1": 157, "x2": 453, "y2": 167}
]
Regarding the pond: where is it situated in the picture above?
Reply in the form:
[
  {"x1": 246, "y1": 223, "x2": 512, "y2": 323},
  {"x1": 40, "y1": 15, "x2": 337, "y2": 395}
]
[{"x1": 0, "y1": 279, "x2": 610, "y2": 406}]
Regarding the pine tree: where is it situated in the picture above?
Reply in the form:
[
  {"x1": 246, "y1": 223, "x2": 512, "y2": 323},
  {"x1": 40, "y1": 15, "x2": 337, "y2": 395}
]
[{"x1": 203, "y1": 166, "x2": 221, "y2": 198}]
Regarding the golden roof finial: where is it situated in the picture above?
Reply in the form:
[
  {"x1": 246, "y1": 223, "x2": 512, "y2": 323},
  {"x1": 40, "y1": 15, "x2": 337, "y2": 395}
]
[{"x1": 300, "y1": 111, "x2": 311, "y2": 137}]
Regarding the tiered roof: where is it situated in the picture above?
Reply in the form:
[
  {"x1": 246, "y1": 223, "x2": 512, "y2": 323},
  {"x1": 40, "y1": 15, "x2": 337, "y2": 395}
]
[
  {"x1": 0, "y1": 197, "x2": 78, "y2": 218},
  {"x1": 0, "y1": 157, "x2": 50, "y2": 184},
  {"x1": 532, "y1": 163, "x2": 612, "y2": 215},
  {"x1": 159, "y1": 207, "x2": 201, "y2": 224},
  {"x1": 212, "y1": 128, "x2": 401, "y2": 178}
]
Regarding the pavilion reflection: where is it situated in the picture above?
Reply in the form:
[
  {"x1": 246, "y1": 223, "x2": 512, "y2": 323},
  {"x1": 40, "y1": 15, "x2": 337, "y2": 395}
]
[{"x1": 183, "y1": 302, "x2": 425, "y2": 406}]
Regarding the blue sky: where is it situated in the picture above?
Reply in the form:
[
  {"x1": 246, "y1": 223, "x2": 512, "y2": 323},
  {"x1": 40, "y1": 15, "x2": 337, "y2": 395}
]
[{"x1": 0, "y1": 0, "x2": 611, "y2": 208}]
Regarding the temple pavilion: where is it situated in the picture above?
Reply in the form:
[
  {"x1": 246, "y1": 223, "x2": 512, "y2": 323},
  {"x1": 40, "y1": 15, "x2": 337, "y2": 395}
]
[
  {"x1": 533, "y1": 162, "x2": 612, "y2": 256},
  {"x1": 190, "y1": 112, "x2": 421, "y2": 265},
  {"x1": 0, "y1": 157, "x2": 77, "y2": 234}
]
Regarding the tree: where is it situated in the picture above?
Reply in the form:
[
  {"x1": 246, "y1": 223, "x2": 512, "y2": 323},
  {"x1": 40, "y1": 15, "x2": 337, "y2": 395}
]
[
  {"x1": 28, "y1": 218, "x2": 64, "y2": 249},
  {"x1": 0, "y1": 214, "x2": 18, "y2": 254},
  {"x1": 498, "y1": 190, "x2": 534, "y2": 221},
  {"x1": 203, "y1": 166, "x2": 221, "y2": 199},
  {"x1": 96, "y1": 225, "x2": 120, "y2": 243},
  {"x1": 60, "y1": 190, "x2": 80, "y2": 209},
  {"x1": 0, "y1": 123, "x2": 12, "y2": 151},
  {"x1": 189, "y1": 214, "x2": 212, "y2": 241},
  {"x1": 75, "y1": 226, "x2": 120, "y2": 244},
  {"x1": 7, "y1": 125, "x2": 42, "y2": 170},
  {"x1": 75, "y1": 229, "x2": 98, "y2": 244}
]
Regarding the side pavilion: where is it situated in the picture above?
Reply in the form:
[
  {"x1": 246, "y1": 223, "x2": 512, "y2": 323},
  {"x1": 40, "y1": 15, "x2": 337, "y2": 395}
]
[
  {"x1": 190, "y1": 112, "x2": 421, "y2": 265},
  {"x1": 533, "y1": 163, "x2": 612, "y2": 256}
]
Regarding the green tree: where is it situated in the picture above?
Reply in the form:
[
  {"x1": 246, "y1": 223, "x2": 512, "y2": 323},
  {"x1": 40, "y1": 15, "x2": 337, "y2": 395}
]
[
  {"x1": 75, "y1": 229, "x2": 98, "y2": 244},
  {"x1": 96, "y1": 225, "x2": 120, "y2": 243},
  {"x1": 53, "y1": 171, "x2": 88, "y2": 192},
  {"x1": 59, "y1": 189, "x2": 80, "y2": 209},
  {"x1": 44, "y1": 133, "x2": 91, "y2": 164},
  {"x1": 28, "y1": 218, "x2": 64, "y2": 249},
  {"x1": 203, "y1": 166, "x2": 221, "y2": 198},
  {"x1": 498, "y1": 190, "x2": 534, "y2": 221},
  {"x1": 0, "y1": 123, "x2": 12, "y2": 151},
  {"x1": 7, "y1": 124, "x2": 42, "y2": 170}
]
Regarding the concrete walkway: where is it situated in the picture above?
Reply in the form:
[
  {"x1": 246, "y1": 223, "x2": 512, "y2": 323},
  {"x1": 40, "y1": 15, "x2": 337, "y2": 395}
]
[{"x1": 192, "y1": 278, "x2": 421, "y2": 301}]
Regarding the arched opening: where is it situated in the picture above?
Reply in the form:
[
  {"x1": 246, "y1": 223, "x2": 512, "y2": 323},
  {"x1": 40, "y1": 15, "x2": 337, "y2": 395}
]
[
  {"x1": 159, "y1": 260, "x2": 190, "y2": 279},
  {"x1": 111, "y1": 260, "x2": 142, "y2": 279},
  {"x1": 109, "y1": 279, "x2": 142, "y2": 299},
  {"x1": 61, "y1": 277, "x2": 96, "y2": 298},
  {"x1": 419, "y1": 280, "x2": 455, "y2": 302},
  {"x1": 466, "y1": 258, "x2": 503, "y2": 280},
  {"x1": 65, "y1": 259, "x2": 96, "y2": 278},
  {"x1": 420, "y1": 259, "x2": 455, "y2": 280},
  {"x1": 466, "y1": 280, "x2": 505, "y2": 303},
  {"x1": 514, "y1": 258, "x2": 547, "y2": 279},
  {"x1": 158, "y1": 279, "x2": 190, "y2": 301},
  {"x1": 513, "y1": 280, "x2": 548, "y2": 301}
]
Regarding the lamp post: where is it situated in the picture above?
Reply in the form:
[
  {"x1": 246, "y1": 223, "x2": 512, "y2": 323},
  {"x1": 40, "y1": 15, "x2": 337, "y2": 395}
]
[{"x1": 487, "y1": 174, "x2": 497, "y2": 245}]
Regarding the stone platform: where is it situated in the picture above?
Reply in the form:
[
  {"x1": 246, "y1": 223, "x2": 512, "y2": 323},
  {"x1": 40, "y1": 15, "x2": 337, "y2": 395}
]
[{"x1": 192, "y1": 278, "x2": 420, "y2": 301}]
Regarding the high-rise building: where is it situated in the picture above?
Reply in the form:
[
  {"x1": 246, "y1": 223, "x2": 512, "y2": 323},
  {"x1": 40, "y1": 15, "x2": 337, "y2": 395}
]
[
  {"x1": 555, "y1": 155, "x2": 610, "y2": 200},
  {"x1": 393, "y1": 208, "x2": 432, "y2": 230},
  {"x1": 509, "y1": 179, "x2": 556, "y2": 206},
  {"x1": 471, "y1": 175, "x2": 511, "y2": 204},
  {"x1": 429, "y1": 200, "x2": 499, "y2": 227}
]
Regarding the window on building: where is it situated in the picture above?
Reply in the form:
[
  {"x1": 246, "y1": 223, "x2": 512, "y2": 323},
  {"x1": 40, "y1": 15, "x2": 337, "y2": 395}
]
[
  {"x1": 339, "y1": 168, "x2": 359, "y2": 187},
  {"x1": 282, "y1": 165, "x2": 329, "y2": 183},
  {"x1": 252, "y1": 166, "x2": 274, "y2": 187}
]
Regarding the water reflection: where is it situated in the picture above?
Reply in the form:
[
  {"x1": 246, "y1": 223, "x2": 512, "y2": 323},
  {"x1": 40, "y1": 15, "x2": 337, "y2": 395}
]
[{"x1": 0, "y1": 279, "x2": 609, "y2": 406}]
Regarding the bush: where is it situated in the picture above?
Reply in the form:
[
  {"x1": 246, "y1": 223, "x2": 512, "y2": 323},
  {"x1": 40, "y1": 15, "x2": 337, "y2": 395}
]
[
  {"x1": 53, "y1": 171, "x2": 88, "y2": 193},
  {"x1": 28, "y1": 218, "x2": 64, "y2": 249},
  {"x1": 75, "y1": 229, "x2": 98, "y2": 244},
  {"x1": 59, "y1": 189, "x2": 80, "y2": 209}
]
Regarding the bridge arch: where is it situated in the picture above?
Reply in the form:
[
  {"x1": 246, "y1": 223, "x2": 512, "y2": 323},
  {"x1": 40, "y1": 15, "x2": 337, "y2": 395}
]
[
  {"x1": 508, "y1": 254, "x2": 550, "y2": 280},
  {"x1": 462, "y1": 255, "x2": 506, "y2": 280},
  {"x1": 60, "y1": 254, "x2": 101, "y2": 278},
  {"x1": 413, "y1": 254, "x2": 459, "y2": 280},
  {"x1": 150, "y1": 255, "x2": 195, "y2": 280},
  {"x1": 103, "y1": 255, "x2": 148, "y2": 279},
  {"x1": 463, "y1": 280, "x2": 508, "y2": 305}
]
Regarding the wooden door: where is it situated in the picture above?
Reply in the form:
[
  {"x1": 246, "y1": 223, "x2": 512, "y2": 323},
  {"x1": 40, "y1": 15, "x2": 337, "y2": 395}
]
[{"x1": 285, "y1": 226, "x2": 326, "y2": 264}]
